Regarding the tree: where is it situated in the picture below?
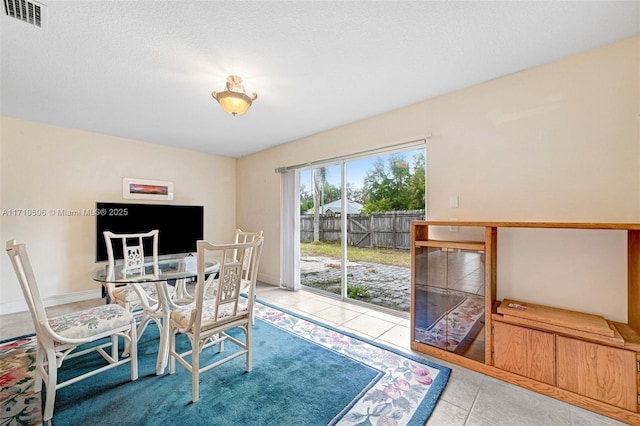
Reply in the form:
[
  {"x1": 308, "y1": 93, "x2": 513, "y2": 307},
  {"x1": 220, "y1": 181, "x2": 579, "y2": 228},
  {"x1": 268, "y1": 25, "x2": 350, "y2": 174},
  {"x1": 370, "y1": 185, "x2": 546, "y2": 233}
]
[
  {"x1": 300, "y1": 179, "x2": 341, "y2": 215},
  {"x1": 406, "y1": 152, "x2": 426, "y2": 210},
  {"x1": 360, "y1": 152, "x2": 425, "y2": 213},
  {"x1": 312, "y1": 167, "x2": 326, "y2": 242},
  {"x1": 347, "y1": 183, "x2": 364, "y2": 204},
  {"x1": 299, "y1": 184, "x2": 314, "y2": 214}
]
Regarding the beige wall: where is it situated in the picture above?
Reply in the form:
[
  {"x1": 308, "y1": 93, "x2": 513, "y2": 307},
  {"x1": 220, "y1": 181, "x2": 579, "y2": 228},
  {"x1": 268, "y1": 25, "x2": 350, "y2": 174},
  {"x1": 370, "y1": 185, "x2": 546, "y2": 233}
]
[
  {"x1": 0, "y1": 117, "x2": 237, "y2": 313},
  {"x1": 237, "y1": 36, "x2": 640, "y2": 322},
  {"x1": 2, "y1": 36, "x2": 638, "y2": 319}
]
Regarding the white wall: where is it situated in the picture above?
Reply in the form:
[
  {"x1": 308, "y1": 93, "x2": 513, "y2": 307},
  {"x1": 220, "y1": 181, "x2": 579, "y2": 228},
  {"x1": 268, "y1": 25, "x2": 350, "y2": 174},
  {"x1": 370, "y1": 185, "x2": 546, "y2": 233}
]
[
  {"x1": 0, "y1": 117, "x2": 237, "y2": 314},
  {"x1": 237, "y1": 36, "x2": 640, "y2": 322}
]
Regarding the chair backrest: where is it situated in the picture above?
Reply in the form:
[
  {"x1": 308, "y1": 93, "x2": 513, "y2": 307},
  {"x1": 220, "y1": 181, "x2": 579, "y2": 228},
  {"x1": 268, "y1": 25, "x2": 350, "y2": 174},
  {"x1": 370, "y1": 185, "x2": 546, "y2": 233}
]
[
  {"x1": 103, "y1": 230, "x2": 159, "y2": 279},
  {"x1": 233, "y1": 229, "x2": 263, "y2": 280},
  {"x1": 5, "y1": 240, "x2": 50, "y2": 341},
  {"x1": 192, "y1": 237, "x2": 264, "y2": 332}
]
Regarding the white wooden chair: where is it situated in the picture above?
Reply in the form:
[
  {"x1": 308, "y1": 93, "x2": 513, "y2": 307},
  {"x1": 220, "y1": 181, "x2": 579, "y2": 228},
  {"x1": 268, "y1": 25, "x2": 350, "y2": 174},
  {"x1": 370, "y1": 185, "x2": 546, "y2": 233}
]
[
  {"x1": 168, "y1": 237, "x2": 264, "y2": 402},
  {"x1": 234, "y1": 229, "x2": 264, "y2": 283},
  {"x1": 234, "y1": 229, "x2": 263, "y2": 323},
  {"x1": 103, "y1": 230, "x2": 175, "y2": 342},
  {"x1": 196, "y1": 229, "x2": 263, "y2": 303},
  {"x1": 5, "y1": 240, "x2": 138, "y2": 424}
]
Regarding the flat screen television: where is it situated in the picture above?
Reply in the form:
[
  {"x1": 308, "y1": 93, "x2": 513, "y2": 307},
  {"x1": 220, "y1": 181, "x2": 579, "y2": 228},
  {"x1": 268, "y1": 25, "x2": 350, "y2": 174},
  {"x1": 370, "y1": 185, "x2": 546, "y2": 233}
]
[{"x1": 95, "y1": 202, "x2": 204, "y2": 262}]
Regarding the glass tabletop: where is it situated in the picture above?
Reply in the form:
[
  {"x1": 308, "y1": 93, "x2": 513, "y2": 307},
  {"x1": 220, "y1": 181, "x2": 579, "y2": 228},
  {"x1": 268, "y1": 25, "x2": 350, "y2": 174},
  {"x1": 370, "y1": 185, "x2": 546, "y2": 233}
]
[{"x1": 92, "y1": 255, "x2": 219, "y2": 283}]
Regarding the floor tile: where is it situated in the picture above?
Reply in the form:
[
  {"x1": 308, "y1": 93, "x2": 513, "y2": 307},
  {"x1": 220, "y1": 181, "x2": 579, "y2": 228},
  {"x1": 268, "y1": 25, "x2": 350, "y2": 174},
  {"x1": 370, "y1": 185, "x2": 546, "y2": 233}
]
[
  {"x1": 466, "y1": 376, "x2": 572, "y2": 426},
  {"x1": 377, "y1": 323, "x2": 411, "y2": 349},
  {"x1": 427, "y1": 399, "x2": 468, "y2": 426},
  {"x1": 1, "y1": 282, "x2": 631, "y2": 426},
  {"x1": 438, "y1": 365, "x2": 483, "y2": 412},
  {"x1": 313, "y1": 304, "x2": 364, "y2": 325},
  {"x1": 287, "y1": 297, "x2": 336, "y2": 315},
  {"x1": 341, "y1": 313, "x2": 396, "y2": 338},
  {"x1": 335, "y1": 301, "x2": 372, "y2": 314},
  {"x1": 363, "y1": 308, "x2": 406, "y2": 324},
  {"x1": 570, "y1": 406, "x2": 630, "y2": 425}
]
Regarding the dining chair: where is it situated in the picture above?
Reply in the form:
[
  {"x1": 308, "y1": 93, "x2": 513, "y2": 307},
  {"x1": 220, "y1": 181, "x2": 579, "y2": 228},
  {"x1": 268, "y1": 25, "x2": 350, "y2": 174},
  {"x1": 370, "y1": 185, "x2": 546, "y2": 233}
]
[
  {"x1": 5, "y1": 240, "x2": 138, "y2": 424},
  {"x1": 194, "y1": 229, "x2": 263, "y2": 303},
  {"x1": 168, "y1": 237, "x2": 264, "y2": 403},
  {"x1": 103, "y1": 230, "x2": 175, "y2": 343},
  {"x1": 234, "y1": 229, "x2": 264, "y2": 282},
  {"x1": 234, "y1": 228, "x2": 263, "y2": 324}
]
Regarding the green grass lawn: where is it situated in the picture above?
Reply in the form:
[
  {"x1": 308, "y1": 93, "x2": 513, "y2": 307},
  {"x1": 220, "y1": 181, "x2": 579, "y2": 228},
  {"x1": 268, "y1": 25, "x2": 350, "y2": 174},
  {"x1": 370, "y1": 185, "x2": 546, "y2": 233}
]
[{"x1": 300, "y1": 241, "x2": 410, "y2": 267}]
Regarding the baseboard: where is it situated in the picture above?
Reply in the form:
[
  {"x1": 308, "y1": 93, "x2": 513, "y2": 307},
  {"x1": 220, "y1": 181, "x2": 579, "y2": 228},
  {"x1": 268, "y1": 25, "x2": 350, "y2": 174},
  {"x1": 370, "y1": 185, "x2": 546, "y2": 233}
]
[
  {"x1": 0, "y1": 289, "x2": 102, "y2": 316},
  {"x1": 257, "y1": 272, "x2": 279, "y2": 286}
]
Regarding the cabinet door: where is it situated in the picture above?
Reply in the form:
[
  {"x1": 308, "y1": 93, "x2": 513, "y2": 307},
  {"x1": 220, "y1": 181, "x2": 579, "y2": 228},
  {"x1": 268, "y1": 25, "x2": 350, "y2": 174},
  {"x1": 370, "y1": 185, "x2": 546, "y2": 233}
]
[
  {"x1": 557, "y1": 336, "x2": 637, "y2": 411},
  {"x1": 413, "y1": 247, "x2": 485, "y2": 361},
  {"x1": 493, "y1": 321, "x2": 555, "y2": 385}
]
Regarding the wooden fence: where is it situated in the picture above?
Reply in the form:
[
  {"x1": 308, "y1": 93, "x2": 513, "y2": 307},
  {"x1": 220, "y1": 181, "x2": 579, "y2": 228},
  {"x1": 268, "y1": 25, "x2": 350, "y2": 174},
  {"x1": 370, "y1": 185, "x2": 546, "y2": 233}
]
[{"x1": 300, "y1": 209, "x2": 425, "y2": 249}]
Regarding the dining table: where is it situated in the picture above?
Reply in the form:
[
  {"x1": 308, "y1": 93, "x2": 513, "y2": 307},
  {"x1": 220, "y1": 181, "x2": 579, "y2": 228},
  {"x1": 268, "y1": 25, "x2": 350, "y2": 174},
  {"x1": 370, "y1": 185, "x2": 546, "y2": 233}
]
[{"x1": 91, "y1": 255, "x2": 219, "y2": 375}]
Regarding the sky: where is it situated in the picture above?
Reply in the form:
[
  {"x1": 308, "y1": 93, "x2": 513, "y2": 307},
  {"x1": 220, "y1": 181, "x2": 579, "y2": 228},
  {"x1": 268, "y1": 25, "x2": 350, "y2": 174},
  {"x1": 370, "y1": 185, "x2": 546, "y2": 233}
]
[
  {"x1": 299, "y1": 148, "x2": 423, "y2": 192},
  {"x1": 299, "y1": 157, "x2": 374, "y2": 192}
]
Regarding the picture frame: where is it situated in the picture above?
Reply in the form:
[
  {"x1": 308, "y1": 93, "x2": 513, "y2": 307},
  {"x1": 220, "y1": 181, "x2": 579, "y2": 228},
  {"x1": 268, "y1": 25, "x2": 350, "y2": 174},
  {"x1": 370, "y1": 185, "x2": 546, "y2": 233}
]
[{"x1": 122, "y1": 178, "x2": 174, "y2": 201}]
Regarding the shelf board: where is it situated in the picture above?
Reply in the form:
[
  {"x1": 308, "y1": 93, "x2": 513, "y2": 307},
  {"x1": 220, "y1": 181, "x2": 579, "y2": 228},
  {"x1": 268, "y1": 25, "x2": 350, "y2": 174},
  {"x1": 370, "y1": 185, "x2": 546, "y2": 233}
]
[
  {"x1": 497, "y1": 299, "x2": 614, "y2": 337},
  {"x1": 414, "y1": 221, "x2": 640, "y2": 230},
  {"x1": 414, "y1": 240, "x2": 485, "y2": 251}
]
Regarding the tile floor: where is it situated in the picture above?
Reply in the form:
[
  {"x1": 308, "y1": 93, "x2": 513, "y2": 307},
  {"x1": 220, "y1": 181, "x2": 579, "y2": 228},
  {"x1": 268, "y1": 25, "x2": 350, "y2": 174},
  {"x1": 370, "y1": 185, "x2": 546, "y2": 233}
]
[{"x1": 0, "y1": 283, "x2": 630, "y2": 426}]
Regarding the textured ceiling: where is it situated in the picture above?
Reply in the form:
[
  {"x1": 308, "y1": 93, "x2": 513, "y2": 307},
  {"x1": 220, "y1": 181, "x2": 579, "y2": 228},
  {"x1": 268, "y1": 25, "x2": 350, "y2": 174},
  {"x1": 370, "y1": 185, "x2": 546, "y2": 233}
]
[{"x1": 1, "y1": 1, "x2": 639, "y2": 158}]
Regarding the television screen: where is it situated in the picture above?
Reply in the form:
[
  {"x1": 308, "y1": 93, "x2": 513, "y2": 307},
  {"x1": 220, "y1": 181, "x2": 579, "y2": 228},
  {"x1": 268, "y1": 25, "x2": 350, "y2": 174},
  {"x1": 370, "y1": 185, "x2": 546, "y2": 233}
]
[{"x1": 95, "y1": 202, "x2": 204, "y2": 262}]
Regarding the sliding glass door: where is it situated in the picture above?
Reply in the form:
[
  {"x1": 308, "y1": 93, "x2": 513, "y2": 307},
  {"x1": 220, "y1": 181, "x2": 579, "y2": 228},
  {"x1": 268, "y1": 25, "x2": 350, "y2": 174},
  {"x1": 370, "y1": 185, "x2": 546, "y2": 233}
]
[
  {"x1": 299, "y1": 164, "x2": 345, "y2": 298},
  {"x1": 298, "y1": 144, "x2": 425, "y2": 313}
]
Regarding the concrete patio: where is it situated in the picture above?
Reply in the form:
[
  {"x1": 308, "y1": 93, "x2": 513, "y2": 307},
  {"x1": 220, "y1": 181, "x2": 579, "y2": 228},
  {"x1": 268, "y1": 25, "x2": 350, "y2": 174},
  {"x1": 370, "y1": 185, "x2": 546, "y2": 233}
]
[{"x1": 300, "y1": 256, "x2": 411, "y2": 312}]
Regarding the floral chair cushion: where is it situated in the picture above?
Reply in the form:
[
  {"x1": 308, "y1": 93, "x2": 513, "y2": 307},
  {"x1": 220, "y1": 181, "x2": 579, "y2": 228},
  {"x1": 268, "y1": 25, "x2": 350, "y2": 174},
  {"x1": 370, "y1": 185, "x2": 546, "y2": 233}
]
[
  {"x1": 47, "y1": 304, "x2": 133, "y2": 340},
  {"x1": 113, "y1": 282, "x2": 175, "y2": 304},
  {"x1": 171, "y1": 298, "x2": 249, "y2": 330}
]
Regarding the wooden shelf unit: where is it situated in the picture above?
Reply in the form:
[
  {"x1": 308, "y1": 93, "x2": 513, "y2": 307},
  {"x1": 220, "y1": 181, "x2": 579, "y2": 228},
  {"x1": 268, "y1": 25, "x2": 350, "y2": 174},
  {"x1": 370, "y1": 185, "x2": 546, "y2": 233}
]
[{"x1": 410, "y1": 221, "x2": 640, "y2": 424}]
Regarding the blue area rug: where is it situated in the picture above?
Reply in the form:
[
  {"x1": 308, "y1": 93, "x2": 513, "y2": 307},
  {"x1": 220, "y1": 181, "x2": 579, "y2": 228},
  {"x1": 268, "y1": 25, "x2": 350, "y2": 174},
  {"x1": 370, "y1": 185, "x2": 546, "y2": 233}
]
[{"x1": 0, "y1": 300, "x2": 451, "y2": 425}]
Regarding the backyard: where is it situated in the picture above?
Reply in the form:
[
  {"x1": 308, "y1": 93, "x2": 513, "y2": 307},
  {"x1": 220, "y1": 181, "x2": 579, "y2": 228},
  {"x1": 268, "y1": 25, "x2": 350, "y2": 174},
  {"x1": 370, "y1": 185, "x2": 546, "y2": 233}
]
[
  {"x1": 301, "y1": 241, "x2": 410, "y2": 266},
  {"x1": 300, "y1": 242, "x2": 412, "y2": 311}
]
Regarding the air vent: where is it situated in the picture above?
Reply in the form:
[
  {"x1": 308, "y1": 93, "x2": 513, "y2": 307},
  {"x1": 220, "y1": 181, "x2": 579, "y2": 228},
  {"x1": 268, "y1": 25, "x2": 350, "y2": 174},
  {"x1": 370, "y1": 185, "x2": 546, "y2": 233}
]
[{"x1": 3, "y1": 0, "x2": 47, "y2": 29}]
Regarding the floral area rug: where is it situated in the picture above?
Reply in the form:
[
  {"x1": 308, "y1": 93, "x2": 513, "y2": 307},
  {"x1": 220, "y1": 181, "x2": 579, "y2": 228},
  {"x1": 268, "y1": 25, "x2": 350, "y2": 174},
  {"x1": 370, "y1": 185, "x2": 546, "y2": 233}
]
[
  {"x1": 0, "y1": 336, "x2": 40, "y2": 425},
  {"x1": 254, "y1": 301, "x2": 451, "y2": 425},
  {"x1": 414, "y1": 292, "x2": 485, "y2": 354},
  {"x1": 1, "y1": 300, "x2": 451, "y2": 426}
]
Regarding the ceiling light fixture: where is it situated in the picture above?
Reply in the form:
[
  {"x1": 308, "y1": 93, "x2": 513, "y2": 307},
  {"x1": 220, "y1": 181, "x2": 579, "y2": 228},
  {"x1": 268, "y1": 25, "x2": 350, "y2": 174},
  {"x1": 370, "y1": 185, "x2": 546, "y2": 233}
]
[{"x1": 211, "y1": 75, "x2": 258, "y2": 116}]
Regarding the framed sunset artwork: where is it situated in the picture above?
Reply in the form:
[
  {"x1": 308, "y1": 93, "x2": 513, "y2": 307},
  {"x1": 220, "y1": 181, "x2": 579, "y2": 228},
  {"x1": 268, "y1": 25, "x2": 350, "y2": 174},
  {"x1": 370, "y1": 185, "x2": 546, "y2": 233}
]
[{"x1": 122, "y1": 178, "x2": 174, "y2": 201}]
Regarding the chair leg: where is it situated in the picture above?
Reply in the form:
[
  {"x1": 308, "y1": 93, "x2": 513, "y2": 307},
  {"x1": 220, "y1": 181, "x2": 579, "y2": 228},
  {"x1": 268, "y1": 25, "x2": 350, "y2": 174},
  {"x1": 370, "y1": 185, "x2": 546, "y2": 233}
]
[
  {"x1": 246, "y1": 324, "x2": 252, "y2": 373},
  {"x1": 114, "y1": 297, "x2": 133, "y2": 356},
  {"x1": 174, "y1": 278, "x2": 192, "y2": 300},
  {"x1": 251, "y1": 294, "x2": 257, "y2": 326},
  {"x1": 42, "y1": 347, "x2": 58, "y2": 423},
  {"x1": 168, "y1": 325, "x2": 176, "y2": 374},
  {"x1": 135, "y1": 311, "x2": 154, "y2": 340},
  {"x1": 129, "y1": 321, "x2": 138, "y2": 381},
  {"x1": 155, "y1": 312, "x2": 172, "y2": 375},
  {"x1": 192, "y1": 338, "x2": 200, "y2": 403},
  {"x1": 122, "y1": 299, "x2": 153, "y2": 358},
  {"x1": 110, "y1": 334, "x2": 119, "y2": 360},
  {"x1": 34, "y1": 345, "x2": 45, "y2": 392}
]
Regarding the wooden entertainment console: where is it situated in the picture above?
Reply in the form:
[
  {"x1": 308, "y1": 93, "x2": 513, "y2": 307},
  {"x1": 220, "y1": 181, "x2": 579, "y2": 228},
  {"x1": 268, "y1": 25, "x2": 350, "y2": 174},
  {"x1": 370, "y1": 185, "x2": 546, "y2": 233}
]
[{"x1": 410, "y1": 221, "x2": 640, "y2": 424}]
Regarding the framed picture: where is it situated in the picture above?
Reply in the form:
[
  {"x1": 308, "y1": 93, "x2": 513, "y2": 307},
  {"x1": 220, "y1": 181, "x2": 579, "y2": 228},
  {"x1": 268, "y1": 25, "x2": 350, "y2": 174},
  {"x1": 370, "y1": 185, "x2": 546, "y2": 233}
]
[{"x1": 122, "y1": 178, "x2": 174, "y2": 201}]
